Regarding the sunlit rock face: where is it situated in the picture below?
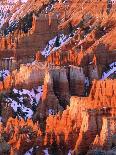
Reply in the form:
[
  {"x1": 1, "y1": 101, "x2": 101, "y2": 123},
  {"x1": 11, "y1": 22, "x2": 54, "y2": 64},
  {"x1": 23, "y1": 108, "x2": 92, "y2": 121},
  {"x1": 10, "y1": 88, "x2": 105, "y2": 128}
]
[
  {"x1": 0, "y1": 0, "x2": 115, "y2": 154},
  {"x1": 33, "y1": 70, "x2": 62, "y2": 122},
  {"x1": 13, "y1": 62, "x2": 46, "y2": 89},
  {"x1": 0, "y1": 61, "x2": 46, "y2": 90},
  {"x1": 44, "y1": 80, "x2": 116, "y2": 154},
  {"x1": 0, "y1": 64, "x2": 86, "y2": 103},
  {"x1": 69, "y1": 66, "x2": 85, "y2": 96},
  {"x1": 52, "y1": 67, "x2": 70, "y2": 107}
]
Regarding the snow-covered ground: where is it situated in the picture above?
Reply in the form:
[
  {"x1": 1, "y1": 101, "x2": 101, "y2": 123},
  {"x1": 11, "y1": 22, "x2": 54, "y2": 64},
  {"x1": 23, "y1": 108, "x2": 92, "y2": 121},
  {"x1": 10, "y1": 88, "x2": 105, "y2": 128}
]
[
  {"x1": 101, "y1": 62, "x2": 116, "y2": 80},
  {"x1": 8, "y1": 0, "x2": 28, "y2": 3},
  {"x1": 41, "y1": 34, "x2": 72, "y2": 57},
  {"x1": 84, "y1": 77, "x2": 89, "y2": 86},
  {"x1": 0, "y1": 70, "x2": 10, "y2": 81},
  {"x1": 0, "y1": 5, "x2": 13, "y2": 29},
  {"x1": 48, "y1": 109, "x2": 55, "y2": 115},
  {"x1": 68, "y1": 150, "x2": 72, "y2": 155},
  {"x1": 24, "y1": 148, "x2": 33, "y2": 155},
  {"x1": 43, "y1": 148, "x2": 49, "y2": 155},
  {"x1": 4, "y1": 86, "x2": 43, "y2": 119},
  {"x1": 0, "y1": 2, "x2": 27, "y2": 30},
  {"x1": 0, "y1": 4, "x2": 16, "y2": 29},
  {"x1": 109, "y1": 62, "x2": 116, "y2": 68},
  {"x1": 25, "y1": 147, "x2": 49, "y2": 155},
  {"x1": 9, "y1": 3, "x2": 26, "y2": 25},
  {"x1": 25, "y1": 148, "x2": 72, "y2": 155}
]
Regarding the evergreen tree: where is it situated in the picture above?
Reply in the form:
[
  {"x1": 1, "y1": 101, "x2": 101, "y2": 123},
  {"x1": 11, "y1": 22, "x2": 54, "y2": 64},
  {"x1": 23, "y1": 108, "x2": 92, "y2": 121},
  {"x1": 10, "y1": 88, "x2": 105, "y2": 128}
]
[
  {"x1": 55, "y1": 35, "x2": 60, "y2": 47},
  {"x1": 69, "y1": 22, "x2": 74, "y2": 36},
  {"x1": 50, "y1": 139, "x2": 59, "y2": 155}
]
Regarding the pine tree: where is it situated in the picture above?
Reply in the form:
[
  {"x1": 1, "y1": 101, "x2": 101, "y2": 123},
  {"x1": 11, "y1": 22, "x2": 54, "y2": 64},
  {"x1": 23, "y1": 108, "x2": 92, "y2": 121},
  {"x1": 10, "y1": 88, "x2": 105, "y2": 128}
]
[
  {"x1": 50, "y1": 139, "x2": 59, "y2": 155},
  {"x1": 69, "y1": 22, "x2": 74, "y2": 36},
  {"x1": 55, "y1": 35, "x2": 60, "y2": 47}
]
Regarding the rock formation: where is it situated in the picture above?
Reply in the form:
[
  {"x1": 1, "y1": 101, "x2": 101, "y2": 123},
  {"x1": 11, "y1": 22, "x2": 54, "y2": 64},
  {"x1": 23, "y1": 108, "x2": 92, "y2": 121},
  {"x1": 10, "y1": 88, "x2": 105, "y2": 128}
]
[
  {"x1": 0, "y1": 61, "x2": 46, "y2": 91},
  {"x1": 44, "y1": 80, "x2": 116, "y2": 154},
  {"x1": 34, "y1": 70, "x2": 62, "y2": 124},
  {"x1": 52, "y1": 67, "x2": 70, "y2": 107},
  {"x1": 69, "y1": 66, "x2": 85, "y2": 96},
  {"x1": 0, "y1": 0, "x2": 115, "y2": 154}
]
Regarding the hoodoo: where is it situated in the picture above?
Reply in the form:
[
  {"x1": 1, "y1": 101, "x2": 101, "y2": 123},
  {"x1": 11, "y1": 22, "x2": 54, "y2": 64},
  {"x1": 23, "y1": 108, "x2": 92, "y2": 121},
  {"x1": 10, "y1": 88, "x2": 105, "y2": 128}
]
[{"x1": 0, "y1": 0, "x2": 115, "y2": 154}]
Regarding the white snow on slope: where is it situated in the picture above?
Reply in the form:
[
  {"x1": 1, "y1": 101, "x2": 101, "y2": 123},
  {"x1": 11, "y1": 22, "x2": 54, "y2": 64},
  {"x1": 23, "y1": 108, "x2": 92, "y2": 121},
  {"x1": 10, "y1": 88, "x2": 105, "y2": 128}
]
[
  {"x1": 41, "y1": 34, "x2": 72, "y2": 57},
  {"x1": 25, "y1": 148, "x2": 72, "y2": 155},
  {"x1": 9, "y1": 3, "x2": 26, "y2": 25},
  {"x1": 24, "y1": 148, "x2": 33, "y2": 155},
  {"x1": 8, "y1": 0, "x2": 28, "y2": 3},
  {"x1": 68, "y1": 150, "x2": 72, "y2": 155},
  {"x1": 13, "y1": 86, "x2": 43, "y2": 105},
  {"x1": 41, "y1": 36, "x2": 57, "y2": 57},
  {"x1": 101, "y1": 62, "x2": 116, "y2": 80},
  {"x1": 109, "y1": 62, "x2": 116, "y2": 68},
  {"x1": 8, "y1": 98, "x2": 33, "y2": 118},
  {"x1": 0, "y1": 5, "x2": 13, "y2": 28},
  {"x1": 0, "y1": 2, "x2": 28, "y2": 29},
  {"x1": 5, "y1": 86, "x2": 43, "y2": 119},
  {"x1": 0, "y1": 70, "x2": 10, "y2": 80},
  {"x1": 43, "y1": 148, "x2": 49, "y2": 155}
]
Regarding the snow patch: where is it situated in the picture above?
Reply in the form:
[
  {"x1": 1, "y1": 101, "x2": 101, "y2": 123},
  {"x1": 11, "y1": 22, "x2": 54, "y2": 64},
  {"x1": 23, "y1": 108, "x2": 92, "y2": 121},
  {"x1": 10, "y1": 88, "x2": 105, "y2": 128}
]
[
  {"x1": 48, "y1": 109, "x2": 55, "y2": 115},
  {"x1": 0, "y1": 70, "x2": 10, "y2": 81},
  {"x1": 24, "y1": 147, "x2": 33, "y2": 155},
  {"x1": 43, "y1": 148, "x2": 49, "y2": 155},
  {"x1": 5, "y1": 86, "x2": 43, "y2": 119},
  {"x1": 41, "y1": 34, "x2": 72, "y2": 57},
  {"x1": 0, "y1": 116, "x2": 2, "y2": 122},
  {"x1": 68, "y1": 150, "x2": 72, "y2": 155},
  {"x1": 101, "y1": 62, "x2": 116, "y2": 80}
]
